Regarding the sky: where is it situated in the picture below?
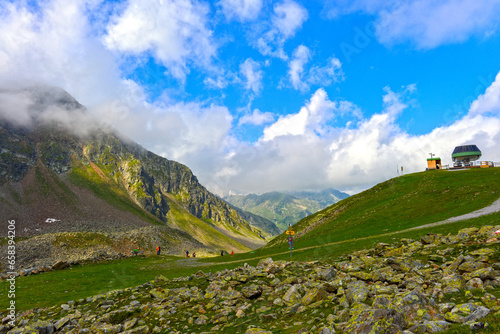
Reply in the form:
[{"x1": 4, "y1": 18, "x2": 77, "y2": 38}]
[{"x1": 1, "y1": 0, "x2": 500, "y2": 196}]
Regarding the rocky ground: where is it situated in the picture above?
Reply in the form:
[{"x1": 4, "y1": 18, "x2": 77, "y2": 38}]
[
  {"x1": 1, "y1": 226, "x2": 499, "y2": 334},
  {"x1": 0, "y1": 226, "x2": 209, "y2": 277}
]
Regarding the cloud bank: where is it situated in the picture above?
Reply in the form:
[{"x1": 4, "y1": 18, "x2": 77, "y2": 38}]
[
  {"x1": 204, "y1": 73, "x2": 500, "y2": 195},
  {"x1": 325, "y1": 0, "x2": 500, "y2": 49}
]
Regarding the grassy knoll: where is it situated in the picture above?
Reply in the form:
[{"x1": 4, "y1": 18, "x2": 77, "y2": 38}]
[{"x1": 268, "y1": 168, "x2": 500, "y2": 249}]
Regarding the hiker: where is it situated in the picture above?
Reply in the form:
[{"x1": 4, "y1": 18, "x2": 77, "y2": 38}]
[
  {"x1": 192, "y1": 252, "x2": 196, "y2": 258},
  {"x1": 156, "y1": 246, "x2": 161, "y2": 255},
  {"x1": 220, "y1": 250, "x2": 224, "y2": 256},
  {"x1": 132, "y1": 249, "x2": 138, "y2": 256},
  {"x1": 231, "y1": 250, "x2": 234, "y2": 255},
  {"x1": 186, "y1": 250, "x2": 190, "y2": 258}
]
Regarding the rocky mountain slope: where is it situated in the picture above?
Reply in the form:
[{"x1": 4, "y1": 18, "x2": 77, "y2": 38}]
[
  {"x1": 224, "y1": 189, "x2": 349, "y2": 231},
  {"x1": 2, "y1": 226, "x2": 499, "y2": 333},
  {"x1": 0, "y1": 86, "x2": 269, "y2": 264}
]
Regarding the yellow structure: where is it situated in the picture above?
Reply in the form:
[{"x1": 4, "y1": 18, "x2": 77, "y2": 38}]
[
  {"x1": 427, "y1": 158, "x2": 441, "y2": 170},
  {"x1": 480, "y1": 161, "x2": 493, "y2": 168}
]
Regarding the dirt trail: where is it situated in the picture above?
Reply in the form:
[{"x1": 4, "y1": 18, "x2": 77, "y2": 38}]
[
  {"x1": 175, "y1": 197, "x2": 500, "y2": 268},
  {"x1": 406, "y1": 197, "x2": 500, "y2": 231}
]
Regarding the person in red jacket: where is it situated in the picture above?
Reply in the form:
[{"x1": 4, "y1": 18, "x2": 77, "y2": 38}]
[
  {"x1": 231, "y1": 250, "x2": 234, "y2": 255},
  {"x1": 156, "y1": 246, "x2": 161, "y2": 255}
]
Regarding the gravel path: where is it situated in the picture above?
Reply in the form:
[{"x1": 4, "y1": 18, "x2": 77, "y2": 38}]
[{"x1": 406, "y1": 197, "x2": 500, "y2": 231}]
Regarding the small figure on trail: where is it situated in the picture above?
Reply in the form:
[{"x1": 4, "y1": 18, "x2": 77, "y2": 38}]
[
  {"x1": 220, "y1": 250, "x2": 224, "y2": 256},
  {"x1": 186, "y1": 250, "x2": 190, "y2": 257},
  {"x1": 231, "y1": 250, "x2": 234, "y2": 255},
  {"x1": 133, "y1": 249, "x2": 139, "y2": 256},
  {"x1": 156, "y1": 246, "x2": 161, "y2": 255},
  {"x1": 192, "y1": 252, "x2": 196, "y2": 258}
]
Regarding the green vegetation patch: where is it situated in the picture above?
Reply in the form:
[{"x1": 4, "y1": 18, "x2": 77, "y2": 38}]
[
  {"x1": 53, "y1": 232, "x2": 114, "y2": 249},
  {"x1": 68, "y1": 160, "x2": 162, "y2": 225}
]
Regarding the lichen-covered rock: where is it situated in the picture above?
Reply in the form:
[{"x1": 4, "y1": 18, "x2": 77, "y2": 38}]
[
  {"x1": 350, "y1": 271, "x2": 373, "y2": 281},
  {"x1": 316, "y1": 267, "x2": 336, "y2": 281},
  {"x1": 409, "y1": 320, "x2": 450, "y2": 333},
  {"x1": 457, "y1": 227, "x2": 479, "y2": 239},
  {"x1": 346, "y1": 281, "x2": 369, "y2": 304},
  {"x1": 443, "y1": 274, "x2": 465, "y2": 291},
  {"x1": 466, "y1": 277, "x2": 484, "y2": 290},
  {"x1": 463, "y1": 306, "x2": 490, "y2": 323},
  {"x1": 344, "y1": 308, "x2": 406, "y2": 334},
  {"x1": 481, "y1": 293, "x2": 500, "y2": 311},
  {"x1": 301, "y1": 287, "x2": 327, "y2": 306},
  {"x1": 458, "y1": 261, "x2": 488, "y2": 273},
  {"x1": 421, "y1": 234, "x2": 438, "y2": 245},
  {"x1": 242, "y1": 284, "x2": 263, "y2": 299},
  {"x1": 445, "y1": 312, "x2": 465, "y2": 323},
  {"x1": 451, "y1": 303, "x2": 477, "y2": 316},
  {"x1": 283, "y1": 284, "x2": 302, "y2": 305}
]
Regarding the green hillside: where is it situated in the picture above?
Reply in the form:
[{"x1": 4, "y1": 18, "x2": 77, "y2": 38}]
[{"x1": 267, "y1": 168, "x2": 500, "y2": 250}]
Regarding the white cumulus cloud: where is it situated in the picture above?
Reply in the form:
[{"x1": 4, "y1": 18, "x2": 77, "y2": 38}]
[
  {"x1": 470, "y1": 72, "x2": 500, "y2": 116},
  {"x1": 288, "y1": 45, "x2": 344, "y2": 91},
  {"x1": 104, "y1": 0, "x2": 216, "y2": 82},
  {"x1": 219, "y1": 0, "x2": 262, "y2": 22},
  {"x1": 288, "y1": 45, "x2": 311, "y2": 91},
  {"x1": 238, "y1": 109, "x2": 275, "y2": 126},
  {"x1": 255, "y1": 0, "x2": 308, "y2": 59},
  {"x1": 239, "y1": 58, "x2": 263, "y2": 94},
  {"x1": 325, "y1": 0, "x2": 500, "y2": 49}
]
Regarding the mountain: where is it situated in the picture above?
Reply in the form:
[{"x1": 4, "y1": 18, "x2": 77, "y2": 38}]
[
  {"x1": 0, "y1": 85, "x2": 269, "y2": 263},
  {"x1": 228, "y1": 204, "x2": 281, "y2": 238},
  {"x1": 224, "y1": 188, "x2": 349, "y2": 230},
  {"x1": 288, "y1": 188, "x2": 350, "y2": 207}
]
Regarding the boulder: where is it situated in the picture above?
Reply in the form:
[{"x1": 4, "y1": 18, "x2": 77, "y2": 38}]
[
  {"x1": 316, "y1": 267, "x2": 337, "y2": 281},
  {"x1": 241, "y1": 284, "x2": 262, "y2": 299},
  {"x1": 420, "y1": 234, "x2": 438, "y2": 245},
  {"x1": 52, "y1": 260, "x2": 68, "y2": 270},
  {"x1": 463, "y1": 306, "x2": 490, "y2": 323},
  {"x1": 344, "y1": 308, "x2": 406, "y2": 334},
  {"x1": 283, "y1": 285, "x2": 302, "y2": 305},
  {"x1": 301, "y1": 287, "x2": 327, "y2": 306},
  {"x1": 481, "y1": 293, "x2": 500, "y2": 311},
  {"x1": 346, "y1": 281, "x2": 369, "y2": 304}
]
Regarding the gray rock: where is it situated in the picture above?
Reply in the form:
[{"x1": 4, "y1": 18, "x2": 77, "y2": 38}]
[{"x1": 464, "y1": 306, "x2": 490, "y2": 323}]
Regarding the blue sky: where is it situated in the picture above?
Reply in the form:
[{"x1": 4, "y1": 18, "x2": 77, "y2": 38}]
[{"x1": 1, "y1": 0, "x2": 500, "y2": 195}]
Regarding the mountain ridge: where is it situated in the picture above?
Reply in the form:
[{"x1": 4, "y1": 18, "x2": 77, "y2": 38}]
[
  {"x1": 224, "y1": 188, "x2": 350, "y2": 230},
  {"x1": 0, "y1": 85, "x2": 274, "y2": 261}
]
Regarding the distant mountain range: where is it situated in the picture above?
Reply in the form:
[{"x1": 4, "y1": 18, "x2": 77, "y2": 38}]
[
  {"x1": 0, "y1": 85, "x2": 278, "y2": 261},
  {"x1": 224, "y1": 189, "x2": 350, "y2": 230}
]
